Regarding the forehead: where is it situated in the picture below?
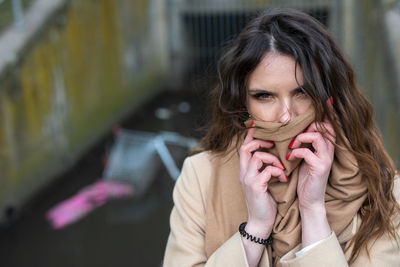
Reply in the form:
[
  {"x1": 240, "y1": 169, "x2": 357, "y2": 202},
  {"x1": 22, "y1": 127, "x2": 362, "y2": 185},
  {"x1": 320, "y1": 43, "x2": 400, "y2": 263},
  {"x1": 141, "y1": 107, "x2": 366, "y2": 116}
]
[{"x1": 248, "y1": 53, "x2": 303, "y2": 89}]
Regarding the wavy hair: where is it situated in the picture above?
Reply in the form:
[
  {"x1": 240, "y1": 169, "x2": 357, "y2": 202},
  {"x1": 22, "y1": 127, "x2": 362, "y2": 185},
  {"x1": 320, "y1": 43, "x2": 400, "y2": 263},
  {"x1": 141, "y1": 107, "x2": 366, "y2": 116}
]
[{"x1": 198, "y1": 7, "x2": 399, "y2": 263}]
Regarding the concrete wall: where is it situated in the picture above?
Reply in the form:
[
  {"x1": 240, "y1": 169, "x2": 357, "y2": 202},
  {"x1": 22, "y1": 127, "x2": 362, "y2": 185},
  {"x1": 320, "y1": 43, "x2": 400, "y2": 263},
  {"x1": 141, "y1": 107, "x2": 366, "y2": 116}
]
[{"x1": 0, "y1": 0, "x2": 168, "y2": 221}]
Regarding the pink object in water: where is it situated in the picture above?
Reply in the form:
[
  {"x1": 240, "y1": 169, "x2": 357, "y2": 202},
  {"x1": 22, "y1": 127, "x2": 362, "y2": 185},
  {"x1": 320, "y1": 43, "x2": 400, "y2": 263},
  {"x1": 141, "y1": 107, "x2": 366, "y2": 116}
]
[{"x1": 46, "y1": 180, "x2": 133, "y2": 229}]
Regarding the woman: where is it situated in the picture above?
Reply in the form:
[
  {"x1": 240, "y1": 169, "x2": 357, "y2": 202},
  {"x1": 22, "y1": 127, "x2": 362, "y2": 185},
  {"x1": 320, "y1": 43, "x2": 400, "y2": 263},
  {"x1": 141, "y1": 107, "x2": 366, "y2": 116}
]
[{"x1": 163, "y1": 8, "x2": 400, "y2": 266}]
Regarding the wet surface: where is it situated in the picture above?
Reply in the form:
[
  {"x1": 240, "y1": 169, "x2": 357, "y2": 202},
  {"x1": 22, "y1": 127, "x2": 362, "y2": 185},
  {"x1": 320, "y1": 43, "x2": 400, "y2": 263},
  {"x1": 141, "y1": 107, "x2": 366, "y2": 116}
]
[{"x1": 0, "y1": 89, "x2": 207, "y2": 267}]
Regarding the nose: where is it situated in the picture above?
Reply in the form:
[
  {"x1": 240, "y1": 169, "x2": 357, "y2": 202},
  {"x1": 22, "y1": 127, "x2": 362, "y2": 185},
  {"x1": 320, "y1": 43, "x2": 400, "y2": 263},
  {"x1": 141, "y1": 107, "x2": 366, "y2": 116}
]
[{"x1": 278, "y1": 99, "x2": 292, "y2": 124}]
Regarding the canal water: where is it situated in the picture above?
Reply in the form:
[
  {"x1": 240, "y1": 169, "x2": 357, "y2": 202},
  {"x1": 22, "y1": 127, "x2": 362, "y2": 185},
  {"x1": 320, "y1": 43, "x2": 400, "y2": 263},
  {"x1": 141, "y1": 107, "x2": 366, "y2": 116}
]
[{"x1": 0, "y1": 89, "x2": 207, "y2": 267}]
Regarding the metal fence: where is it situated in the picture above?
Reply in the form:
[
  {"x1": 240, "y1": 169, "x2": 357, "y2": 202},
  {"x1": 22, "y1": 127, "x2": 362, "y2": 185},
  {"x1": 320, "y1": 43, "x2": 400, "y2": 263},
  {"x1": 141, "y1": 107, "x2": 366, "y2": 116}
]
[{"x1": 167, "y1": 0, "x2": 342, "y2": 89}]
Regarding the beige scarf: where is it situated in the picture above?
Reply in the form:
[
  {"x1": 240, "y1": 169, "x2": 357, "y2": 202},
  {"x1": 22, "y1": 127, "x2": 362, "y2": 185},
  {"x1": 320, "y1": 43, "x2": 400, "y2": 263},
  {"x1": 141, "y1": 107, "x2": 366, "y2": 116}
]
[{"x1": 204, "y1": 108, "x2": 367, "y2": 263}]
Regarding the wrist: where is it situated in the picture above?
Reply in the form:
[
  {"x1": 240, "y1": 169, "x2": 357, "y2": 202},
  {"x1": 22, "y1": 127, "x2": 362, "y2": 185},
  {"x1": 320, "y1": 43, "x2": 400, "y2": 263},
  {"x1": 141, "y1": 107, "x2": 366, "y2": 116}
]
[
  {"x1": 300, "y1": 204, "x2": 331, "y2": 248},
  {"x1": 245, "y1": 221, "x2": 273, "y2": 239},
  {"x1": 299, "y1": 202, "x2": 326, "y2": 217},
  {"x1": 239, "y1": 222, "x2": 273, "y2": 246}
]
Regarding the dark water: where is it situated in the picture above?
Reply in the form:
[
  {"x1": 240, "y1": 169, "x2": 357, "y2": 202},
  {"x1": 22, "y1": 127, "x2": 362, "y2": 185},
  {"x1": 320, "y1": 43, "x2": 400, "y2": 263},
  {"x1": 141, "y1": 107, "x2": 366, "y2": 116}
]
[{"x1": 0, "y1": 90, "x2": 206, "y2": 267}]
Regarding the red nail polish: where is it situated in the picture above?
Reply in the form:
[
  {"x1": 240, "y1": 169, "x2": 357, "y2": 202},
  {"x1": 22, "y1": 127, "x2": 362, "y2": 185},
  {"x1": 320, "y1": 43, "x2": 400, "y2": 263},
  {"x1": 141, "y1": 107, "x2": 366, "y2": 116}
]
[
  {"x1": 288, "y1": 140, "x2": 294, "y2": 149},
  {"x1": 286, "y1": 176, "x2": 289, "y2": 182},
  {"x1": 286, "y1": 152, "x2": 291, "y2": 160},
  {"x1": 330, "y1": 96, "x2": 334, "y2": 106},
  {"x1": 280, "y1": 161, "x2": 286, "y2": 169},
  {"x1": 250, "y1": 121, "x2": 254, "y2": 127}
]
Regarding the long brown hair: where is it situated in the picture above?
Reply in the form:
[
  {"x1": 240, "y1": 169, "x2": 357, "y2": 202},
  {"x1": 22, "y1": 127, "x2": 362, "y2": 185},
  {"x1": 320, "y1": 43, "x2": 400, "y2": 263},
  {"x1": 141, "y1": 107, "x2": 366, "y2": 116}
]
[{"x1": 198, "y1": 8, "x2": 399, "y2": 263}]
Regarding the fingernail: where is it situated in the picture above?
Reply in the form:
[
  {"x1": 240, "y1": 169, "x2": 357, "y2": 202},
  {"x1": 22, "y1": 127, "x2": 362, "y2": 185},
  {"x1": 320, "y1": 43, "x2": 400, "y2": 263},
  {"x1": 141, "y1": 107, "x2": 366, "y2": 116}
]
[
  {"x1": 286, "y1": 152, "x2": 291, "y2": 160},
  {"x1": 250, "y1": 121, "x2": 254, "y2": 127},
  {"x1": 286, "y1": 176, "x2": 289, "y2": 182},
  {"x1": 330, "y1": 96, "x2": 334, "y2": 106},
  {"x1": 280, "y1": 161, "x2": 286, "y2": 169},
  {"x1": 288, "y1": 140, "x2": 294, "y2": 149}
]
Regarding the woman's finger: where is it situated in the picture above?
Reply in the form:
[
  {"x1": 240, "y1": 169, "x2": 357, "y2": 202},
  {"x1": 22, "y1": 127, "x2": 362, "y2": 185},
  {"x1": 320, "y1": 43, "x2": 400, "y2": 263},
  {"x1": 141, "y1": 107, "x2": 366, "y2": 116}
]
[
  {"x1": 241, "y1": 139, "x2": 275, "y2": 156},
  {"x1": 306, "y1": 121, "x2": 336, "y2": 139},
  {"x1": 287, "y1": 147, "x2": 319, "y2": 167},
  {"x1": 240, "y1": 128, "x2": 255, "y2": 170},
  {"x1": 247, "y1": 151, "x2": 284, "y2": 176},
  {"x1": 243, "y1": 126, "x2": 255, "y2": 145},
  {"x1": 240, "y1": 129, "x2": 274, "y2": 169},
  {"x1": 257, "y1": 165, "x2": 288, "y2": 185},
  {"x1": 289, "y1": 132, "x2": 327, "y2": 155}
]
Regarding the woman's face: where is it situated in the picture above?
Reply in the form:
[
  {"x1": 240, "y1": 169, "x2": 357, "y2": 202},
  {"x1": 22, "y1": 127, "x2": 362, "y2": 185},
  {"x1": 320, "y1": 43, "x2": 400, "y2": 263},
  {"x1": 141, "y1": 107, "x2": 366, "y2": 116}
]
[{"x1": 246, "y1": 52, "x2": 312, "y2": 123}]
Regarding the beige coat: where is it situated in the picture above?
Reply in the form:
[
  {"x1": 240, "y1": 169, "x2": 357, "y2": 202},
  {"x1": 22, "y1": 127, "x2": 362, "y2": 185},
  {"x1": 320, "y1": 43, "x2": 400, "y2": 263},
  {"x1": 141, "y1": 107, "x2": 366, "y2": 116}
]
[{"x1": 163, "y1": 151, "x2": 400, "y2": 266}]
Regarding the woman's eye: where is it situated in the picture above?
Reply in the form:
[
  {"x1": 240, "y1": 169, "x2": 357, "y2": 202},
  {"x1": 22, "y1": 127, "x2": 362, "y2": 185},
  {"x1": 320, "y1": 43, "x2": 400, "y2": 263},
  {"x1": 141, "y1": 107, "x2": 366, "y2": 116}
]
[
  {"x1": 253, "y1": 93, "x2": 273, "y2": 100},
  {"x1": 295, "y1": 89, "x2": 308, "y2": 98}
]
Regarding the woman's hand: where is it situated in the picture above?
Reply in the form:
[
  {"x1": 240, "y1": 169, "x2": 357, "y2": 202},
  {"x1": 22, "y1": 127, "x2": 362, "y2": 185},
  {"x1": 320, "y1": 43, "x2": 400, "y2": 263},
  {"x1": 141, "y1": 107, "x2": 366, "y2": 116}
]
[
  {"x1": 287, "y1": 117, "x2": 336, "y2": 210},
  {"x1": 239, "y1": 126, "x2": 287, "y2": 267},
  {"x1": 239, "y1": 126, "x2": 287, "y2": 233},
  {"x1": 287, "y1": 116, "x2": 336, "y2": 247}
]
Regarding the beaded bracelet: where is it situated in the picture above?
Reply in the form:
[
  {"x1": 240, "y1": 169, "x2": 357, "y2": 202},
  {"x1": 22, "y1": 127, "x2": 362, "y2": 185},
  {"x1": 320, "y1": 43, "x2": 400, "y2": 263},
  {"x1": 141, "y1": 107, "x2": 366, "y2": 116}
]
[{"x1": 238, "y1": 222, "x2": 273, "y2": 245}]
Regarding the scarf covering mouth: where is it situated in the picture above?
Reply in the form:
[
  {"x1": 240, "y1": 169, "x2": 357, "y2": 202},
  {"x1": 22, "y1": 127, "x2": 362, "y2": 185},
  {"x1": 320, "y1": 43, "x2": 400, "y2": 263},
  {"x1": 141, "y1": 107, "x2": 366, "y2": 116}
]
[
  {"x1": 204, "y1": 108, "x2": 368, "y2": 264},
  {"x1": 244, "y1": 108, "x2": 316, "y2": 177}
]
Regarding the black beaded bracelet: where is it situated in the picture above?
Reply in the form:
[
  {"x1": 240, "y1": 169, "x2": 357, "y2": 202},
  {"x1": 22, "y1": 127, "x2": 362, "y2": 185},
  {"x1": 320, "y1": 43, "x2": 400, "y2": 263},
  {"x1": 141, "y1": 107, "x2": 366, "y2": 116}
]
[{"x1": 238, "y1": 222, "x2": 273, "y2": 245}]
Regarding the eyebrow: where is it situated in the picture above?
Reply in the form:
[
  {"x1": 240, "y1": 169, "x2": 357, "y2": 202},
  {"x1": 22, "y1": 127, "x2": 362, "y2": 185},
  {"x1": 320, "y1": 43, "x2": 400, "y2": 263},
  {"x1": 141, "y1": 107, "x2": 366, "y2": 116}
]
[{"x1": 248, "y1": 86, "x2": 303, "y2": 95}]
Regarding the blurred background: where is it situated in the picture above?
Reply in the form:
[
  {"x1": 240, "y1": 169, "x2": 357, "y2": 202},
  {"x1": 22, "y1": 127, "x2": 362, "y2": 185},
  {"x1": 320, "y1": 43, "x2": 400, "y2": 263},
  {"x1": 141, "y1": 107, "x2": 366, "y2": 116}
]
[{"x1": 0, "y1": 0, "x2": 399, "y2": 266}]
